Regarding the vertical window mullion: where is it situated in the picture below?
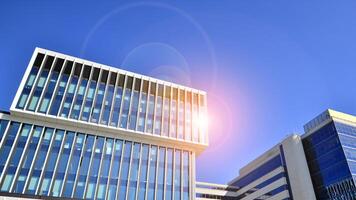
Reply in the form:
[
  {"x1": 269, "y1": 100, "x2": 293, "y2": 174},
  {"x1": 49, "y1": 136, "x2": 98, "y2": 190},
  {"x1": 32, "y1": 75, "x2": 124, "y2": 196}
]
[
  {"x1": 108, "y1": 73, "x2": 120, "y2": 127},
  {"x1": 103, "y1": 138, "x2": 117, "y2": 199},
  {"x1": 37, "y1": 129, "x2": 66, "y2": 195},
  {"x1": 48, "y1": 131, "x2": 76, "y2": 196},
  {"x1": 70, "y1": 134, "x2": 93, "y2": 198},
  {"x1": 23, "y1": 55, "x2": 49, "y2": 110},
  {"x1": 90, "y1": 69, "x2": 106, "y2": 123},
  {"x1": 59, "y1": 133, "x2": 81, "y2": 196},
  {"x1": 124, "y1": 142, "x2": 135, "y2": 200},
  {"x1": 152, "y1": 81, "x2": 158, "y2": 135},
  {"x1": 32, "y1": 128, "x2": 56, "y2": 194},
  {"x1": 78, "y1": 65, "x2": 94, "y2": 120},
  {"x1": 98, "y1": 71, "x2": 113, "y2": 125},
  {"x1": 45, "y1": 59, "x2": 67, "y2": 115},
  {"x1": 118, "y1": 74, "x2": 128, "y2": 128},
  {"x1": 65, "y1": 63, "x2": 85, "y2": 118},
  {"x1": 127, "y1": 78, "x2": 136, "y2": 130},
  {"x1": 15, "y1": 53, "x2": 44, "y2": 109},
  {"x1": 46, "y1": 131, "x2": 70, "y2": 195},
  {"x1": 171, "y1": 148, "x2": 175, "y2": 200},
  {"x1": 0, "y1": 123, "x2": 26, "y2": 185},
  {"x1": 21, "y1": 127, "x2": 46, "y2": 194},
  {"x1": 107, "y1": 139, "x2": 124, "y2": 199},
  {"x1": 34, "y1": 57, "x2": 56, "y2": 112},
  {"x1": 10, "y1": 125, "x2": 41, "y2": 193},
  {"x1": 93, "y1": 138, "x2": 109, "y2": 199},
  {"x1": 135, "y1": 79, "x2": 144, "y2": 131},
  {"x1": 134, "y1": 143, "x2": 143, "y2": 200},
  {"x1": 115, "y1": 140, "x2": 127, "y2": 199},
  {"x1": 144, "y1": 81, "x2": 152, "y2": 133},
  {"x1": 75, "y1": 136, "x2": 97, "y2": 198},
  {"x1": 83, "y1": 136, "x2": 103, "y2": 199},
  {"x1": 57, "y1": 61, "x2": 77, "y2": 117},
  {"x1": 1, "y1": 124, "x2": 33, "y2": 192},
  {"x1": 0, "y1": 120, "x2": 12, "y2": 153},
  {"x1": 144, "y1": 145, "x2": 151, "y2": 200},
  {"x1": 154, "y1": 146, "x2": 160, "y2": 200},
  {"x1": 81, "y1": 67, "x2": 101, "y2": 122}
]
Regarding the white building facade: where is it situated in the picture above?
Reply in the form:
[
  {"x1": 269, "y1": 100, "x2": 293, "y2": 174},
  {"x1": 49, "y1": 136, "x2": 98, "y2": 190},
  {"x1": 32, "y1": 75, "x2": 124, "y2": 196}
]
[{"x1": 0, "y1": 48, "x2": 208, "y2": 200}]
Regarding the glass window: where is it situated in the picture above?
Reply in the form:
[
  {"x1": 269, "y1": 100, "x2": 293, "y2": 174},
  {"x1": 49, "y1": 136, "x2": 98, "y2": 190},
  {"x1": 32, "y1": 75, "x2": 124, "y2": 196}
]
[
  {"x1": 62, "y1": 133, "x2": 85, "y2": 197},
  {"x1": 163, "y1": 86, "x2": 171, "y2": 137},
  {"x1": 183, "y1": 151, "x2": 190, "y2": 200},
  {"x1": 174, "y1": 150, "x2": 181, "y2": 200},
  {"x1": 166, "y1": 149, "x2": 173, "y2": 200},
  {"x1": 137, "y1": 144, "x2": 149, "y2": 200},
  {"x1": 192, "y1": 94, "x2": 199, "y2": 142},
  {"x1": 38, "y1": 130, "x2": 65, "y2": 196},
  {"x1": 118, "y1": 141, "x2": 132, "y2": 200},
  {"x1": 0, "y1": 124, "x2": 31, "y2": 192},
  {"x1": 137, "y1": 81, "x2": 148, "y2": 132},
  {"x1": 107, "y1": 140, "x2": 123, "y2": 200},
  {"x1": 110, "y1": 74, "x2": 125, "y2": 127},
  {"x1": 25, "y1": 128, "x2": 54, "y2": 195},
  {"x1": 85, "y1": 137, "x2": 104, "y2": 199},
  {"x1": 70, "y1": 66, "x2": 91, "y2": 120},
  {"x1": 73, "y1": 135, "x2": 95, "y2": 199},
  {"x1": 148, "y1": 146, "x2": 158, "y2": 200},
  {"x1": 146, "y1": 83, "x2": 156, "y2": 134},
  {"x1": 13, "y1": 126, "x2": 42, "y2": 193},
  {"x1": 120, "y1": 77, "x2": 133, "y2": 129},
  {"x1": 128, "y1": 79, "x2": 141, "y2": 130},
  {"x1": 96, "y1": 138, "x2": 114, "y2": 200},
  {"x1": 185, "y1": 93, "x2": 192, "y2": 141},
  {"x1": 199, "y1": 95, "x2": 207, "y2": 144},
  {"x1": 26, "y1": 56, "x2": 54, "y2": 111},
  {"x1": 178, "y1": 90, "x2": 185, "y2": 140},
  {"x1": 60, "y1": 64, "x2": 82, "y2": 118},
  {"x1": 17, "y1": 53, "x2": 44, "y2": 109},
  {"x1": 154, "y1": 85, "x2": 164, "y2": 135},
  {"x1": 50, "y1": 131, "x2": 75, "y2": 197},
  {"x1": 0, "y1": 120, "x2": 9, "y2": 143},
  {"x1": 157, "y1": 147, "x2": 166, "y2": 200},
  {"x1": 170, "y1": 89, "x2": 178, "y2": 138},
  {"x1": 49, "y1": 61, "x2": 73, "y2": 116},
  {"x1": 127, "y1": 143, "x2": 141, "y2": 200},
  {"x1": 81, "y1": 75, "x2": 98, "y2": 121},
  {"x1": 38, "y1": 59, "x2": 62, "y2": 113},
  {"x1": 91, "y1": 70, "x2": 108, "y2": 123},
  {"x1": 100, "y1": 73, "x2": 116, "y2": 125},
  {"x1": 0, "y1": 122, "x2": 21, "y2": 175}
]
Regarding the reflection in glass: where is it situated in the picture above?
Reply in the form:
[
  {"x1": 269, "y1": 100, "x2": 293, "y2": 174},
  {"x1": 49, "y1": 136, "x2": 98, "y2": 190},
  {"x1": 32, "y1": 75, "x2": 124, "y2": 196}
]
[
  {"x1": 17, "y1": 54, "x2": 44, "y2": 109},
  {"x1": 62, "y1": 134, "x2": 85, "y2": 197},
  {"x1": 25, "y1": 128, "x2": 54, "y2": 195},
  {"x1": 0, "y1": 124, "x2": 31, "y2": 192},
  {"x1": 50, "y1": 132, "x2": 75, "y2": 197},
  {"x1": 13, "y1": 126, "x2": 42, "y2": 193}
]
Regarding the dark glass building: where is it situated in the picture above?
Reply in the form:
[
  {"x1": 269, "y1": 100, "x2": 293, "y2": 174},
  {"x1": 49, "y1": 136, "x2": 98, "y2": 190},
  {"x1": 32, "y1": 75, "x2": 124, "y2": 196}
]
[{"x1": 303, "y1": 109, "x2": 356, "y2": 199}]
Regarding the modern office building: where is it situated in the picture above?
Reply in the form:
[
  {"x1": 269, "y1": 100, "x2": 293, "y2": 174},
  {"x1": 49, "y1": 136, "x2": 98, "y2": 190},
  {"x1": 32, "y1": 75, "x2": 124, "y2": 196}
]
[
  {"x1": 302, "y1": 109, "x2": 356, "y2": 199},
  {"x1": 0, "y1": 47, "x2": 208, "y2": 200},
  {"x1": 196, "y1": 109, "x2": 356, "y2": 200},
  {"x1": 227, "y1": 134, "x2": 316, "y2": 200}
]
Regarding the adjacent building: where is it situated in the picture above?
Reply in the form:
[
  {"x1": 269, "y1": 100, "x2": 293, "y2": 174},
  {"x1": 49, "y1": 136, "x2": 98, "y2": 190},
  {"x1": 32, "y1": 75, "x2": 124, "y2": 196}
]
[
  {"x1": 0, "y1": 47, "x2": 208, "y2": 200},
  {"x1": 197, "y1": 109, "x2": 356, "y2": 200},
  {"x1": 302, "y1": 109, "x2": 356, "y2": 199}
]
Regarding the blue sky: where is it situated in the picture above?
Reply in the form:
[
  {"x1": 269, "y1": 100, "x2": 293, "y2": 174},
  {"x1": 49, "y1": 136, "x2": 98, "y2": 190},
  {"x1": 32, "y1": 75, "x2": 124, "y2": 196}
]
[{"x1": 1, "y1": 1, "x2": 356, "y2": 184}]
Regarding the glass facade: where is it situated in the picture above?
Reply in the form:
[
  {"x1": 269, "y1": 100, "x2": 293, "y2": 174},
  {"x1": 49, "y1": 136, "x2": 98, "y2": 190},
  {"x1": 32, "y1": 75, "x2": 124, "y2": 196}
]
[
  {"x1": 3, "y1": 49, "x2": 205, "y2": 200},
  {"x1": 303, "y1": 121, "x2": 356, "y2": 199},
  {"x1": 229, "y1": 154, "x2": 291, "y2": 199},
  {"x1": 0, "y1": 118, "x2": 192, "y2": 200},
  {"x1": 14, "y1": 53, "x2": 208, "y2": 145}
]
